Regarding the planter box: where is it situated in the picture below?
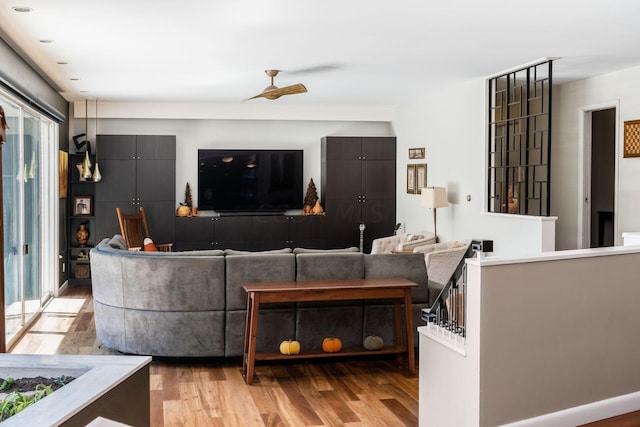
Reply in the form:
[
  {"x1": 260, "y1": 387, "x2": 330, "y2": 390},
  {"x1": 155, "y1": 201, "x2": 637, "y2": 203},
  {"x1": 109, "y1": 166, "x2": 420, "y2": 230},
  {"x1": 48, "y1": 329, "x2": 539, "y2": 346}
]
[{"x1": 0, "y1": 354, "x2": 151, "y2": 426}]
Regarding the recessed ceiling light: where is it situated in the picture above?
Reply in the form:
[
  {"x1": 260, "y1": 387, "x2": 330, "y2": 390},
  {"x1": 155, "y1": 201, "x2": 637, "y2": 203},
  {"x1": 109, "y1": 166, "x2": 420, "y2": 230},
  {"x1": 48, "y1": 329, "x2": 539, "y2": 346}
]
[
  {"x1": 12, "y1": 6, "x2": 33, "y2": 13},
  {"x1": 39, "y1": 39, "x2": 54, "y2": 43}
]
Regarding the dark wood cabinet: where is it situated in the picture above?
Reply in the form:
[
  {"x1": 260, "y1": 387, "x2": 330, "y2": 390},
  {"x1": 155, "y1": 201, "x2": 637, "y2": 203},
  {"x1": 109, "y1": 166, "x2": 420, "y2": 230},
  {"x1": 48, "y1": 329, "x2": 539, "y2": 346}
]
[
  {"x1": 94, "y1": 135, "x2": 176, "y2": 245},
  {"x1": 174, "y1": 215, "x2": 327, "y2": 251},
  {"x1": 321, "y1": 136, "x2": 396, "y2": 253}
]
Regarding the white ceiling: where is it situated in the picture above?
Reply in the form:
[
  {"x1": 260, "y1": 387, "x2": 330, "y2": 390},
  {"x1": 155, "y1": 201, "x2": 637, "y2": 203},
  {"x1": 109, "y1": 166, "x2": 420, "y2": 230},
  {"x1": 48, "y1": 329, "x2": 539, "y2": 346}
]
[{"x1": 1, "y1": 0, "x2": 640, "y2": 105}]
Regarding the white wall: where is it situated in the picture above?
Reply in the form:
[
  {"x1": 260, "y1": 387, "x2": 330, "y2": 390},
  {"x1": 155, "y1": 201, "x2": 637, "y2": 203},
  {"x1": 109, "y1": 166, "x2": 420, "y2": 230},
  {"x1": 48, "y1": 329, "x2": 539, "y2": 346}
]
[{"x1": 554, "y1": 63, "x2": 640, "y2": 249}]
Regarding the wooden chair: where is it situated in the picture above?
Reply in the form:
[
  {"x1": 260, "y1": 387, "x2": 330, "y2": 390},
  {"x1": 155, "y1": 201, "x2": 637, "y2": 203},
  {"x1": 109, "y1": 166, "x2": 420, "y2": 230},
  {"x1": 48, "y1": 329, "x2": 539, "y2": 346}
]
[{"x1": 116, "y1": 207, "x2": 173, "y2": 252}]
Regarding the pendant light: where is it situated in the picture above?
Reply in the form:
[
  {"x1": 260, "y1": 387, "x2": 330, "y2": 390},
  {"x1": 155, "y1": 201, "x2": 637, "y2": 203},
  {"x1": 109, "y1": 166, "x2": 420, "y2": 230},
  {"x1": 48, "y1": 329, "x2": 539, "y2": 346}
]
[
  {"x1": 81, "y1": 99, "x2": 92, "y2": 180},
  {"x1": 92, "y1": 99, "x2": 102, "y2": 182}
]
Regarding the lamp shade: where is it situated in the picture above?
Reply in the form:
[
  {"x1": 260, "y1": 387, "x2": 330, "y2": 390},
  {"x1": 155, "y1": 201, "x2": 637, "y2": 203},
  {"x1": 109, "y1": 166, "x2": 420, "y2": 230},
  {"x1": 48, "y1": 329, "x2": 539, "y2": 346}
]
[{"x1": 421, "y1": 187, "x2": 448, "y2": 208}]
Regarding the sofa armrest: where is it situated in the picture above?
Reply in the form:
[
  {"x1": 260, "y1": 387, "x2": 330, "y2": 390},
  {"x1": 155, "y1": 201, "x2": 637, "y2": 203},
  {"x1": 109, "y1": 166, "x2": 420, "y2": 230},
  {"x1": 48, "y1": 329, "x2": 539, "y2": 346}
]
[
  {"x1": 370, "y1": 235, "x2": 402, "y2": 254},
  {"x1": 423, "y1": 245, "x2": 470, "y2": 286}
]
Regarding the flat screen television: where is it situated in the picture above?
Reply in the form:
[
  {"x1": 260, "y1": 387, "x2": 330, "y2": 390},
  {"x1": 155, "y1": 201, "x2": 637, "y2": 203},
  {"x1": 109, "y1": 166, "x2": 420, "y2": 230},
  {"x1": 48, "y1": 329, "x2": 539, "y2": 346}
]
[{"x1": 198, "y1": 149, "x2": 303, "y2": 214}]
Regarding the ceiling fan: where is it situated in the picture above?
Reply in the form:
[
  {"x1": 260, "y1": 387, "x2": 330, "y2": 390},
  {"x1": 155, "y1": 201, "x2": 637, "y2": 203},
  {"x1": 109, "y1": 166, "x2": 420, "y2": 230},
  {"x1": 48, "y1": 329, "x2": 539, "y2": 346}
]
[{"x1": 247, "y1": 70, "x2": 307, "y2": 100}]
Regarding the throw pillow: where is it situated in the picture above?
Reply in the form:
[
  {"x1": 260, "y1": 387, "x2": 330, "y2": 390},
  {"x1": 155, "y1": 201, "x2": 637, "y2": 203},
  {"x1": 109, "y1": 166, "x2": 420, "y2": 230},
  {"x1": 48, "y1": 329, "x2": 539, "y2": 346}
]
[
  {"x1": 406, "y1": 234, "x2": 425, "y2": 242},
  {"x1": 107, "y1": 234, "x2": 128, "y2": 250},
  {"x1": 143, "y1": 237, "x2": 158, "y2": 252}
]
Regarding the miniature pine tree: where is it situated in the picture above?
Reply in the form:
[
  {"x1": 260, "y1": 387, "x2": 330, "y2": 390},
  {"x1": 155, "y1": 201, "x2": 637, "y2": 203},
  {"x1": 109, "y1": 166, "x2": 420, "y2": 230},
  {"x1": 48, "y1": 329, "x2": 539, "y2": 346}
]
[
  {"x1": 184, "y1": 182, "x2": 193, "y2": 208},
  {"x1": 303, "y1": 178, "x2": 319, "y2": 207}
]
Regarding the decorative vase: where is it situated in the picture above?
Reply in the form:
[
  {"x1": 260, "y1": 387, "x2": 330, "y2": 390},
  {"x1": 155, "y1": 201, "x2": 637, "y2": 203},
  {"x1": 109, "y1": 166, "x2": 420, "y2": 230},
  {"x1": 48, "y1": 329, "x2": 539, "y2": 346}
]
[
  {"x1": 76, "y1": 223, "x2": 89, "y2": 247},
  {"x1": 82, "y1": 151, "x2": 92, "y2": 180},
  {"x1": 76, "y1": 163, "x2": 86, "y2": 181},
  {"x1": 92, "y1": 162, "x2": 102, "y2": 182}
]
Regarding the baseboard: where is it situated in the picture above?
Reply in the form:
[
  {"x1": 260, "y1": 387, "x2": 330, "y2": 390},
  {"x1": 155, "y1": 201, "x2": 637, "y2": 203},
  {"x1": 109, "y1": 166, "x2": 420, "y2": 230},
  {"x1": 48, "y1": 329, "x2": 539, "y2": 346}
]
[
  {"x1": 500, "y1": 390, "x2": 640, "y2": 427},
  {"x1": 57, "y1": 280, "x2": 69, "y2": 297}
]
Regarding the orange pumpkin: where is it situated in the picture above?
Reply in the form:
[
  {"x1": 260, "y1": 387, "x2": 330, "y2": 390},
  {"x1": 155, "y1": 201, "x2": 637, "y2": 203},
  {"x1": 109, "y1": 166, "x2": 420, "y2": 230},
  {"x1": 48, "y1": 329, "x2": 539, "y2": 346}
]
[{"x1": 322, "y1": 337, "x2": 342, "y2": 353}]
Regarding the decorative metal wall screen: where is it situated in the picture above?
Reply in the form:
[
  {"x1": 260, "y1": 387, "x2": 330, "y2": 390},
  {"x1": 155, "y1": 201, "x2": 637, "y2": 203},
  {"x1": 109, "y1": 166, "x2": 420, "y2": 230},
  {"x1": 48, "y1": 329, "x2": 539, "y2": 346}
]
[{"x1": 487, "y1": 60, "x2": 552, "y2": 216}]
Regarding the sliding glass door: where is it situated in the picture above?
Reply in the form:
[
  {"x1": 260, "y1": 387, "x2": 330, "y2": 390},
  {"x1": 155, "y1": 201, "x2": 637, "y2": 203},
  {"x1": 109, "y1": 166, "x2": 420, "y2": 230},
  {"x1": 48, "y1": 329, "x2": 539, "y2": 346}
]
[{"x1": 2, "y1": 94, "x2": 57, "y2": 347}]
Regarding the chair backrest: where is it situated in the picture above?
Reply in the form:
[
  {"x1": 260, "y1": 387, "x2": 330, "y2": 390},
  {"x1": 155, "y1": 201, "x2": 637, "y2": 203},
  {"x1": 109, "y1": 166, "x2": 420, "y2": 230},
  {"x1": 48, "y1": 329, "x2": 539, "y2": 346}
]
[{"x1": 116, "y1": 207, "x2": 151, "y2": 249}]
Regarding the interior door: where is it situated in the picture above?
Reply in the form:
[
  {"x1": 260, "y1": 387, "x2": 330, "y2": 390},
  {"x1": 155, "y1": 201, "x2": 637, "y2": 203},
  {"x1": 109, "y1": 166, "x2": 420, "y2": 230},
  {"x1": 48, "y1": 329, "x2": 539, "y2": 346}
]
[{"x1": 588, "y1": 108, "x2": 616, "y2": 248}]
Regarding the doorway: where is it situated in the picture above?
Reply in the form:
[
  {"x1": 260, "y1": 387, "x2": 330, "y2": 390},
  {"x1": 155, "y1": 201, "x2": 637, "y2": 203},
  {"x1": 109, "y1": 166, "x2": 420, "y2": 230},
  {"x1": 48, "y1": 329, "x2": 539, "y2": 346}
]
[{"x1": 583, "y1": 107, "x2": 616, "y2": 248}]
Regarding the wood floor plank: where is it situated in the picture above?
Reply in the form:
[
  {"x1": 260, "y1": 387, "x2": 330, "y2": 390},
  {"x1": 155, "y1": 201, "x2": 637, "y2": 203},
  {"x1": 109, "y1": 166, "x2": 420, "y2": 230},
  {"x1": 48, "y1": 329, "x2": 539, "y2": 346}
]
[
  {"x1": 275, "y1": 375, "x2": 324, "y2": 426},
  {"x1": 149, "y1": 389, "x2": 164, "y2": 426},
  {"x1": 380, "y1": 398, "x2": 418, "y2": 426},
  {"x1": 218, "y1": 365, "x2": 265, "y2": 426},
  {"x1": 319, "y1": 390, "x2": 361, "y2": 424}
]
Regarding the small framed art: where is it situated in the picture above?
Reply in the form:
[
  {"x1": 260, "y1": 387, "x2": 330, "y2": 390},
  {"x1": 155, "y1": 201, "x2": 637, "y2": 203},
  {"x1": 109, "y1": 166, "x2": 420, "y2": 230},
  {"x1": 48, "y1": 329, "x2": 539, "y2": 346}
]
[
  {"x1": 409, "y1": 147, "x2": 425, "y2": 159},
  {"x1": 73, "y1": 196, "x2": 93, "y2": 216},
  {"x1": 624, "y1": 120, "x2": 640, "y2": 158},
  {"x1": 406, "y1": 164, "x2": 417, "y2": 194},
  {"x1": 416, "y1": 164, "x2": 427, "y2": 193}
]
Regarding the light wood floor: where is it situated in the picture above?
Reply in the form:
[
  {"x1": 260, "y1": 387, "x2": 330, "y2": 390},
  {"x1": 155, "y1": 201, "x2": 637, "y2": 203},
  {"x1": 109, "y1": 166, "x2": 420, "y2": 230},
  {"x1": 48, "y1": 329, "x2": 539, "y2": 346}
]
[{"x1": 10, "y1": 285, "x2": 419, "y2": 426}]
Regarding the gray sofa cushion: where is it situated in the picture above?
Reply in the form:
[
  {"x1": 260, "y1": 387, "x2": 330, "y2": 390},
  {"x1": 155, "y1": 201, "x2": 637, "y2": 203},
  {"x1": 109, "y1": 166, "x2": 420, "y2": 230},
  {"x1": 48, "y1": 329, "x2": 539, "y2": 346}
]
[
  {"x1": 295, "y1": 253, "x2": 365, "y2": 281},
  {"x1": 295, "y1": 252, "x2": 366, "y2": 308},
  {"x1": 293, "y1": 247, "x2": 359, "y2": 254},
  {"x1": 364, "y1": 253, "x2": 429, "y2": 303},
  {"x1": 119, "y1": 255, "x2": 226, "y2": 311},
  {"x1": 225, "y1": 253, "x2": 296, "y2": 311}
]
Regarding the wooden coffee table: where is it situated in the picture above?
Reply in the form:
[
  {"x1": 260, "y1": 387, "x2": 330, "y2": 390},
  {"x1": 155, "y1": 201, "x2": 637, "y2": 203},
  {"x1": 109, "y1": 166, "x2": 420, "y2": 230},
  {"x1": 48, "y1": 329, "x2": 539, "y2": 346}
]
[{"x1": 242, "y1": 277, "x2": 418, "y2": 385}]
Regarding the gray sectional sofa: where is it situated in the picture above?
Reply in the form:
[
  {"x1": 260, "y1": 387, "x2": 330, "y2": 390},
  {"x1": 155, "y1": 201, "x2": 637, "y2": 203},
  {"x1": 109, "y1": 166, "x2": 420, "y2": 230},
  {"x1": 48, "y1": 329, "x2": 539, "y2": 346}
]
[{"x1": 90, "y1": 235, "x2": 434, "y2": 358}]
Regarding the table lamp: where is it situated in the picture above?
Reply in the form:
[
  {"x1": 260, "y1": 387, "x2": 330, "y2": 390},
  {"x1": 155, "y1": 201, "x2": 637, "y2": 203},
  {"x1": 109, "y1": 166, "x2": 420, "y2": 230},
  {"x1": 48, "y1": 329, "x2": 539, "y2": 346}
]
[{"x1": 421, "y1": 187, "x2": 448, "y2": 242}]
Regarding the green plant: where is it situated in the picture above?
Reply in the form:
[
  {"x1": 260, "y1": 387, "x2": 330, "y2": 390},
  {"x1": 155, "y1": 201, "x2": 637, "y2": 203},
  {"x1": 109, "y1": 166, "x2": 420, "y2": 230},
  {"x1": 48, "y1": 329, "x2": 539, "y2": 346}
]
[
  {"x1": 0, "y1": 378, "x2": 15, "y2": 391},
  {"x1": 0, "y1": 384, "x2": 53, "y2": 420},
  {"x1": 54, "y1": 375, "x2": 73, "y2": 387}
]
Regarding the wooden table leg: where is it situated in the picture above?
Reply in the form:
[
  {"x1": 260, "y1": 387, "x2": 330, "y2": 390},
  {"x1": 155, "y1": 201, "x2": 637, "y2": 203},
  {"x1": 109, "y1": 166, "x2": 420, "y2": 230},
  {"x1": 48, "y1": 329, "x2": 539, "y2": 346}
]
[
  {"x1": 404, "y1": 289, "x2": 415, "y2": 375},
  {"x1": 242, "y1": 293, "x2": 253, "y2": 381},
  {"x1": 244, "y1": 293, "x2": 260, "y2": 385},
  {"x1": 393, "y1": 300, "x2": 403, "y2": 367}
]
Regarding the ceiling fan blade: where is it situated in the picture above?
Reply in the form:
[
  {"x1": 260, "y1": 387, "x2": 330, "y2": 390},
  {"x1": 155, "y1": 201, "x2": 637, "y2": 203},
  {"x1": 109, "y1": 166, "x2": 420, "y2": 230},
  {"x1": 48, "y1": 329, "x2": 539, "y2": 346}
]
[
  {"x1": 245, "y1": 83, "x2": 307, "y2": 101},
  {"x1": 262, "y1": 83, "x2": 307, "y2": 100},
  {"x1": 286, "y1": 64, "x2": 339, "y2": 74}
]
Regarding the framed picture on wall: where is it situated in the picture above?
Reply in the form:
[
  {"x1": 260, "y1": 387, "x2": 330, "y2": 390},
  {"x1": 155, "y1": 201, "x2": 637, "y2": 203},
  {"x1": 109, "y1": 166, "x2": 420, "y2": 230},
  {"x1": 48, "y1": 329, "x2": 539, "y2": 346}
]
[
  {"x1": 73, "y1": 196, "x2": 93, "y2": 216},
  {"x1": 416, "y1": 164, "x2": 427, "y2": 193},
  {"x1": 409, "y1": 147, "x2": 425, "y2": 159},
  {"x1": 406, "y1": 164, "x2": 417, "y2": 194}
]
